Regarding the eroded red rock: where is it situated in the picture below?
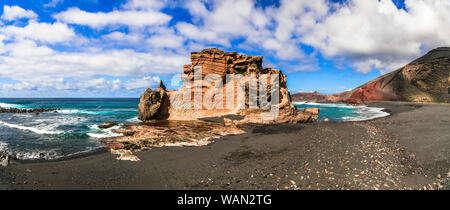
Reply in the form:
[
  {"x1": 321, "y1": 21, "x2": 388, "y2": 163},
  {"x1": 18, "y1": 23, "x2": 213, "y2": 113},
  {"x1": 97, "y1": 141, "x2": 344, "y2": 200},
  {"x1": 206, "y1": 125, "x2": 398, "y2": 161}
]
[{"x1": 138, "y1": 48, "x2": 319, "y2": 123}]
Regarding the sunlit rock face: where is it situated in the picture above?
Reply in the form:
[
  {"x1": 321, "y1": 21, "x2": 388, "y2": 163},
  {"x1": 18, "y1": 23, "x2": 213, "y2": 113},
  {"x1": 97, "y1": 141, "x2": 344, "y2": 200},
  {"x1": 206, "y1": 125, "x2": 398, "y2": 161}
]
[
  {"x1": 138, "y1": 48, "x2": 319, "y2": 124},
  {"x1": 108, "y1": 49, "x2": 320, "y2": 159},
  {"x1": 137, "y1": 81, "x2": 170, "y2": 121}
]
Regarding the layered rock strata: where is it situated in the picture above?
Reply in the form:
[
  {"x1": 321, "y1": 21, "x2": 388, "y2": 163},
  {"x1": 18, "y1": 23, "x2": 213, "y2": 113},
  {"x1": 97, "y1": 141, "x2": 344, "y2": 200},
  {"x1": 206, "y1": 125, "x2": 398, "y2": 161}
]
[{"x1": 138, "y1": 48, "x2": 319, "y2": 124}]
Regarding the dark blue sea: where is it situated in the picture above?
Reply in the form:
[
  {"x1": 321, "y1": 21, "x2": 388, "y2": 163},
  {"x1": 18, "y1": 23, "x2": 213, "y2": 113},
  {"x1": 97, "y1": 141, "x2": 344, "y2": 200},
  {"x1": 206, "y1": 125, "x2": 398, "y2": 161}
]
[{"x1": 0, "y1": 98, "x2": 389, "y2": 160}]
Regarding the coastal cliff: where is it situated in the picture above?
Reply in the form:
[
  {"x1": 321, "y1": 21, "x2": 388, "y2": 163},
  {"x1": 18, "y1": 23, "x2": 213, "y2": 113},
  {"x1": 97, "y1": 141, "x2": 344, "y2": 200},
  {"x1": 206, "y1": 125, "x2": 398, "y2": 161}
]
[
  {"x1": 293, "y1": 47, "x2": 450, "y2": 104},
  {"x1": 138, "y1": 48, "x2": 318, "y2": 124},
  {"x1": 343, "y1": 47, "x2": 450, "y2": 104}
]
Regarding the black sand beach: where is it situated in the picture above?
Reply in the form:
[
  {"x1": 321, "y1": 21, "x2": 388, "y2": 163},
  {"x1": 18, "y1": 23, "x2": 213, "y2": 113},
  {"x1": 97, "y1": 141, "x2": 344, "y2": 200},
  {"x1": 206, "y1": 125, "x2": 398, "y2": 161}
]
[{"x1": 0, "y1": 102, "x2": 449, "y2": 190}]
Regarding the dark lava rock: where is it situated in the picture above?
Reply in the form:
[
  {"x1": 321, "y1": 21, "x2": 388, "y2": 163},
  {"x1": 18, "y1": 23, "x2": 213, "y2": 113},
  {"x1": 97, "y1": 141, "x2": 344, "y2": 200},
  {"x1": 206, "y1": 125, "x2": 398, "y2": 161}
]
[
  {"x1": 137, "y1": 81, "x2": 170, "y2": 121},
  {"x1": 98, "y1": 121, "x2": 119, "y2": 129},
  {"x1": 0, "y1": 107, "x2": 59, "y2": 114}
]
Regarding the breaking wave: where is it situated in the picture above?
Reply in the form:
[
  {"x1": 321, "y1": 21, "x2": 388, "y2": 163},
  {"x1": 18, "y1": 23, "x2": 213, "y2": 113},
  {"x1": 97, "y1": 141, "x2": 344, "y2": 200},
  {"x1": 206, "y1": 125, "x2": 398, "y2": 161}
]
[
  {"x1": 87, "y1": 124, "x2": 123, "y2": 138},
  {"x1": 342, "y1": 106, "x2": 390, "y2": 121},
  {"x1": 293, "y1": 102, "x2": 389, "y2": 121},
  {"x1": 0, "y1": 120, "x2": 64, "y2": 135},
  {"x1": 0, "y1": 141, "x2": 7, "y2": 153},
  {"x1": 0, "y1": 102, "x2": 26, "y2": 109}
]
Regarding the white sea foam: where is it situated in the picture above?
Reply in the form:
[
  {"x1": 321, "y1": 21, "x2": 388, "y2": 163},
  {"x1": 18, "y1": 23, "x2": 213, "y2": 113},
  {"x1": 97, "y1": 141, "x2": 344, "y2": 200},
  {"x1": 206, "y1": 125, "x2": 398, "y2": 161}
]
[
  {"x1": 8, "y1": 146, "x2": 101, "y2": 160},
  {"x1": 14, "y1": 149, "x2": 61, "y2": 160},
  {"x1": 58, "y1": 109, "x2": 137, "y2": 115},
  {"x1": 35, "y1": 115, "x2": 87, "y2": 125},
  {"x1": 57, "y1": 109, "x2": 101, "y2": 115},
  {"x1": 293, "y1": 102, "x2": 390, "y2": 121},
  {"x1": 56, "y1": 109, "x2": 80, "y2": 114},
  {"x1": 0, "y1": 102, "x2": 25, "y2": 109},
  {"x1": 126, "y1": 116, "x2": 141, "y2": 123},
  {"x1": 57, "y1": 109, "x2": 103, "y2": 115},
  {"x1": 0, "y1": 121, "x2": 64, "y2": 135},
  {"x1": 342, "y1": 106, "x2": 390, "y2": 121},
  {"x1": 0, "y1": 141, "x2": 8, "y2": 152},
  {"x1": 292, "y1": 101, "x2": 354, "y2": 108},
  {"x1": 87, "y1": 125, "x2": 123, "y2": 138},
  {"x1": 89, "y1": 124, "x2": 99, "y2": 130}
]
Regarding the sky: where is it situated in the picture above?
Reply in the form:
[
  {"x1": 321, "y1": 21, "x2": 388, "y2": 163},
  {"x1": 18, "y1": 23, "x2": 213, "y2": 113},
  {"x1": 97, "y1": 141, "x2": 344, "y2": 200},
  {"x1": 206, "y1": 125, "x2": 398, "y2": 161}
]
[{"x1": 0, "y1": 0, "x2": 449, "y2": 97}]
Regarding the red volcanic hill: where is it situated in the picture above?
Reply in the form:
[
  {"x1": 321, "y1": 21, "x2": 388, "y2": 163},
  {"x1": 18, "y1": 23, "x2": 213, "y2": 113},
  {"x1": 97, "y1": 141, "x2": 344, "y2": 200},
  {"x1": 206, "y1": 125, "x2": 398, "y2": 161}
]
[{"x1": 293, "y1": 47, "x2": 450, "y2": 104}]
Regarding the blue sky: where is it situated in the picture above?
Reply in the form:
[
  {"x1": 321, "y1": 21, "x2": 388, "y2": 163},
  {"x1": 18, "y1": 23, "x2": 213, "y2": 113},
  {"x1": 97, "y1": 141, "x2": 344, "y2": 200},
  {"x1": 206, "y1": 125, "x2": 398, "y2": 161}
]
[{"x1": 0, "y1": 0, "x2": 449, "y2": 97}]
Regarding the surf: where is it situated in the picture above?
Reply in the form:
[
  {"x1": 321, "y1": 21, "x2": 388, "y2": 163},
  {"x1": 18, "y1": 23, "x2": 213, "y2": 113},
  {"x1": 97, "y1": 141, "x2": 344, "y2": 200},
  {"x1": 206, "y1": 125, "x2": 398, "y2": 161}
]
[{"x1": 293, "y1": 102, "x2": 390, "y2": 121}]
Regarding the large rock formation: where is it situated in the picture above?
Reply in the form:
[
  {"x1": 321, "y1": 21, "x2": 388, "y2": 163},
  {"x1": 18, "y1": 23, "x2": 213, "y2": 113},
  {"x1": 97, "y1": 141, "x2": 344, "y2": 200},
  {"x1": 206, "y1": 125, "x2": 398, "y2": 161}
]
[
  {"x1": 138, "y1": 48, "x2": 318, "y2": 124},
  {"x1": 292, "y1": 47, "x2": 450, "y2": 104}
]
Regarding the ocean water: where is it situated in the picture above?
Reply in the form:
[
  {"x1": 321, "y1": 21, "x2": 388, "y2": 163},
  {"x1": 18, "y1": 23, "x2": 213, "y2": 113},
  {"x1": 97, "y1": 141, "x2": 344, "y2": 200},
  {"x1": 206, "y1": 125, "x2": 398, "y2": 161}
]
[
  {"x1": 0, "y1": 98, "x2": 389, "y2": 160},
  {"x1": 0, "y1": 98, "x2": 140, "y2": 160},
  {"x1": 293, "y1": 102, "x2": 390, "y2": 122}
]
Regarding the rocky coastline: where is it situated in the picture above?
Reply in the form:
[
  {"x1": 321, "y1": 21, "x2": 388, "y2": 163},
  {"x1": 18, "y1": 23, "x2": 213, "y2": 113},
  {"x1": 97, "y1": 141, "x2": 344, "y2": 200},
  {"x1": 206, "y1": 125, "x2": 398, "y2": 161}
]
[
  {"x1": 293, "y1": 47, "x2": 450, "y2": 105},
  {"x1": 1, "y1": 101, "x2": 448, "y2": 190},
  {"x1": 105, "y1": 49, "x2": 320, "y2": 158},
  {"x1": 0, "y1": 107, "x2": 59, "y2": 114}
]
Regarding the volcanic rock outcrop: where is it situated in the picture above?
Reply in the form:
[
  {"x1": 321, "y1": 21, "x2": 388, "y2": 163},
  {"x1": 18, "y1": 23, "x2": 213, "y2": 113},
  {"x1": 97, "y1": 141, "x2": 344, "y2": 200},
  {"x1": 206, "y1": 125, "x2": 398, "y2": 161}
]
[
  {"x1": 98, "y1": 121, "x2": 119, "y2": 129},
  {"x1": 138, "y1": 48, "x2": 318, "y2": 124},
  {"x1": 0, "y1": 107, "x2": 58, "y2": 114},
  {"x1": 137, "y1": 81, "x2": 170, "y2": 121}
]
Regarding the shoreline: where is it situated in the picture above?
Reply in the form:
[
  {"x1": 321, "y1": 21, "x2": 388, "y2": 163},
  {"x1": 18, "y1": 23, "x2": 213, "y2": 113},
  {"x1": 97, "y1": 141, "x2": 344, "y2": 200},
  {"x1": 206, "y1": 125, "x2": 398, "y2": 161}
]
[
  {"x1": 1, "y1": 101, "x2": 449, "y2": 190},
  {"x1": 11, "y1": 147, "x2": 109, "y2": 164},
  {"x1": 3, "y1": 101, "x2": 391, "y2": 164},
  {"x1": 0, "y1": 101, "x2": 437, "y2": 163}
]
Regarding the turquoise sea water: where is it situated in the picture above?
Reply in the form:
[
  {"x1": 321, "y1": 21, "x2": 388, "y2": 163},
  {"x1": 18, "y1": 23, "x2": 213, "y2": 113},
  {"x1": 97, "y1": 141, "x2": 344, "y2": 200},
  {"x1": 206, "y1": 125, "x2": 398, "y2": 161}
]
[
  {"x1": 0, "y1": 98, "x2": 389, "y2": 160},
  {"x1": 293, "y1": 102, "x2": 389, "y2": 122},
  {"x1": 0, "y1": 98, "x2": 140, "y2": 160}
]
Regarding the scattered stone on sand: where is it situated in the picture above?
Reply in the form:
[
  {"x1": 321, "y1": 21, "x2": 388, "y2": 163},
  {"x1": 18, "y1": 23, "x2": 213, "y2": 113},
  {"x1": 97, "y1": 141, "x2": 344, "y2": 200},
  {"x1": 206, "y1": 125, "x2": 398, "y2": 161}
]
[
  {"x1": 0, "y1": 153, "x2": 11, "y2": 167},
  {"x1": 98, "y1": 121, "x2": 119, "y2": 129},
  {"x1": 110, "y1": 149, "x2": 140, "y2": 162}
]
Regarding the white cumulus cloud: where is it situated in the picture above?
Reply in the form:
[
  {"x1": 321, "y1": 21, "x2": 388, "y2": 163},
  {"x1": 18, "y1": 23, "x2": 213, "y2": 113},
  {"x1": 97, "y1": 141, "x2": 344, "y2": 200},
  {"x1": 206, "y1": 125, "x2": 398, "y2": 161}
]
[
  {"x1": 1, "y1": 5, "x2": 38, "y2": 21},
  {"x1": 301, "y1": 0, "x2": 450, "y2": 73},
  {"x1": 1, "y1": 21, "x2": 76, "y2": 43},
  {"x1": 54, "y1": 7, "x2": 171, "y2": 28}
]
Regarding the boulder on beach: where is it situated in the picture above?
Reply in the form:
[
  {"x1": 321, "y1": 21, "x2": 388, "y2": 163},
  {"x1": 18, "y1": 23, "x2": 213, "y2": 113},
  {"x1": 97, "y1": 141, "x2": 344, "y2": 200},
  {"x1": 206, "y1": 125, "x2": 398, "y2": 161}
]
[
  {"x1": 0, "y1": 153, "x2": 11, "y2": 167},
  {"x1": 137, "y1": 81, "x2": 170, "y2": 121}
]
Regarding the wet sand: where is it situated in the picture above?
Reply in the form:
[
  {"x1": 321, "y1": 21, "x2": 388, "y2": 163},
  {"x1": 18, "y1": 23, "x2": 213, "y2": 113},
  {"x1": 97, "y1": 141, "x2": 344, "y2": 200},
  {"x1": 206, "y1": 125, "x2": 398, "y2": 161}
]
[{"x1": 0, "y1": 101, "x2": 449, "y2": 190}]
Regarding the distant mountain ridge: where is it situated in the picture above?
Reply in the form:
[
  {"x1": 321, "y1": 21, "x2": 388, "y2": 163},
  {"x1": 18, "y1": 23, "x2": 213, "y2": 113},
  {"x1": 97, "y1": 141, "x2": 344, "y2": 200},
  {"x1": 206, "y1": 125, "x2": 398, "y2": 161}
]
[{"x1": 292, "y1": 47, "x2": 450, "y2": 104}]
